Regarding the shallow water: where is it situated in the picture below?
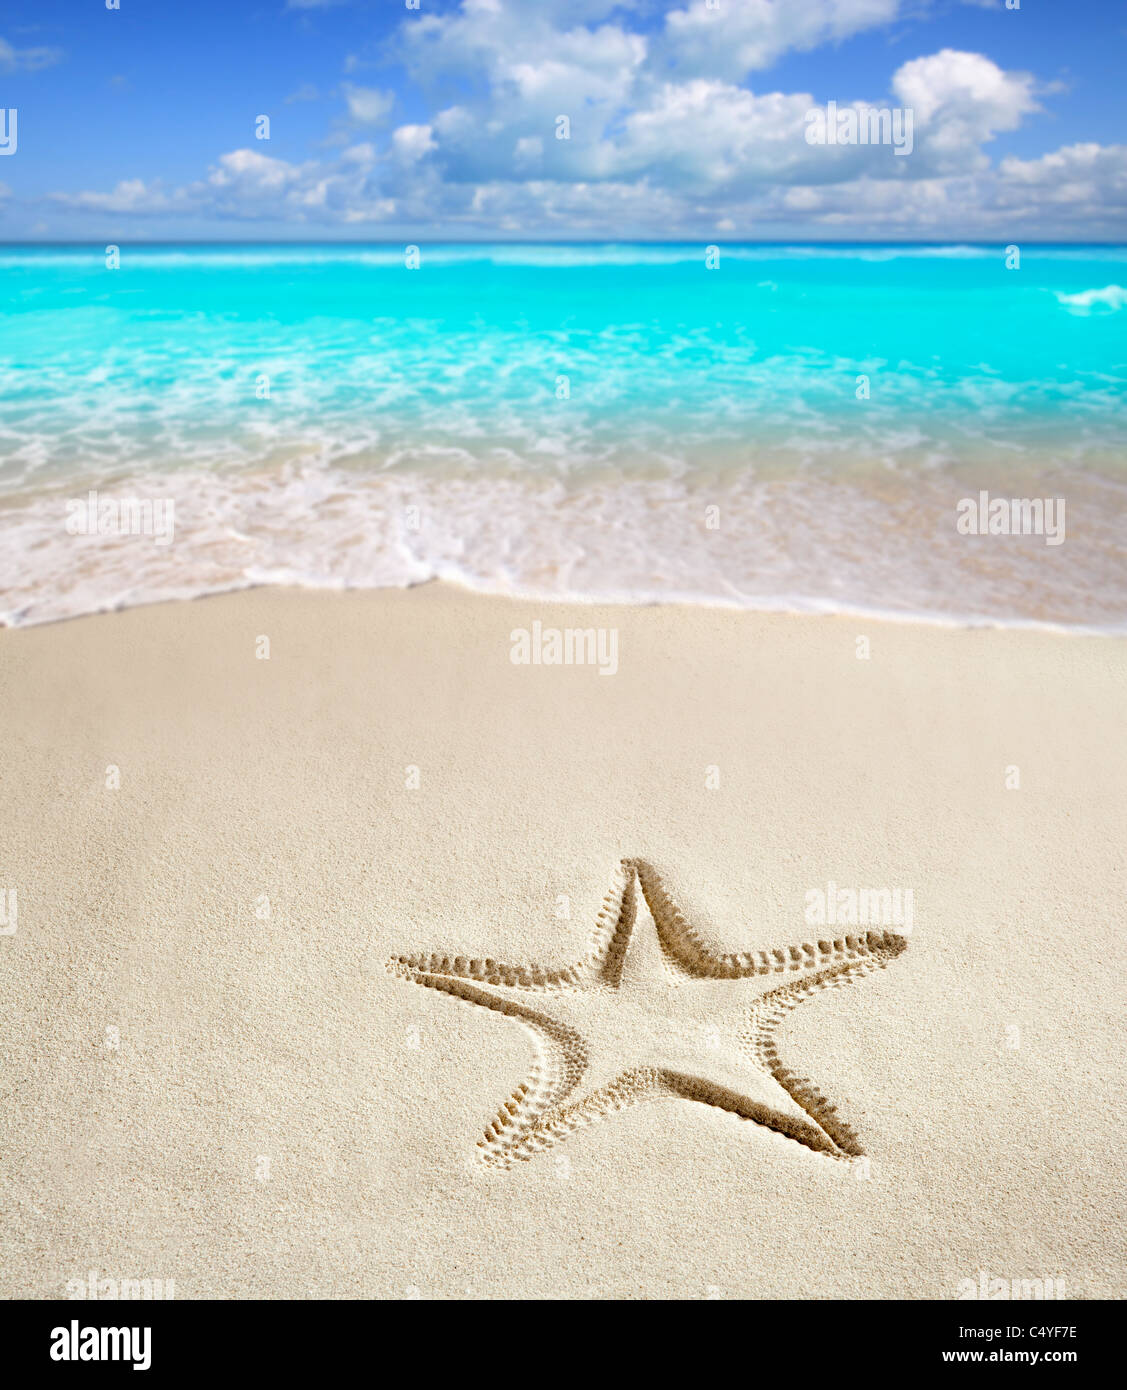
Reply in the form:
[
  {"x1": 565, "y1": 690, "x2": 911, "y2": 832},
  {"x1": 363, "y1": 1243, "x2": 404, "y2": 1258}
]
[{"x1": 1, "y1": 243, "x2": 1124, "y2": 628}]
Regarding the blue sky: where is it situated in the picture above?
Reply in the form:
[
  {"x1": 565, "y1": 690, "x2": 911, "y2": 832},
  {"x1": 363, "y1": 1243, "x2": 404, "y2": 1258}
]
[{"x1": 1, "y1": 0, "x2": 1124, "y2": 239}]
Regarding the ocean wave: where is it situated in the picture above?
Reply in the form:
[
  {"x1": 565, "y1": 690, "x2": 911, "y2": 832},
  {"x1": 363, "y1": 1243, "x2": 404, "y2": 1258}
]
[
  {"x1": 2, "y1": 465, "x2": 1125, "y2": 632},
  {"x1": 3, "y1": 245, "x2": 1125, "y2": 630},
  {"x1": 1054, "y1": 284, "x2": 1127, "y2": 313}
]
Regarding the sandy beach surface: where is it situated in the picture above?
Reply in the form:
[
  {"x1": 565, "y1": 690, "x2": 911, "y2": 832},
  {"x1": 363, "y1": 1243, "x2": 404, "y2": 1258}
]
[{"x1": 1, "y1": 583, "x2": 1124, "y2": 1299}]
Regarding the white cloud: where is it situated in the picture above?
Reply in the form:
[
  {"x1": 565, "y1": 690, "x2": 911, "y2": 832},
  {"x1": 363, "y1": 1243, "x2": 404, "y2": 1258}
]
[
  {"x1": 996, "y1": 142, "x2": 1127, "y2": 209},
  {"x1": 49, "y1": 179, "x2": 171, "y2": 214},
  {"x1": 342, "y1": 84, "x2": 394, "y2": 124},
  {"x1": 392, "y1": 124, "x2": 437, "y2": 164},
  {"x1": 207, "y1": 149, "x2": 308, "y2": 192},
  {"x1": 36, "y1": 2, "x2": 1127, "y2": 240},
  {"x1": 340, "y1": 142, "x2": 377, "y2": 165},
  {"x1": 659, "y1": 0, "x2": 900, "y2": 81},
  {"x1": 892, "y1": 48, "x2": 1039, "y2": 166},
  {"x1": 383, "y1": 2, "x2": 1053, "y2": 212}
]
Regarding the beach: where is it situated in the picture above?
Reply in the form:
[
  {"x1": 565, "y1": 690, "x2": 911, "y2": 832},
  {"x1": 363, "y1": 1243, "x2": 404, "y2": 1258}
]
[{"x1": 2, "y1": 583, "x2": 1123, "y2": 1299}]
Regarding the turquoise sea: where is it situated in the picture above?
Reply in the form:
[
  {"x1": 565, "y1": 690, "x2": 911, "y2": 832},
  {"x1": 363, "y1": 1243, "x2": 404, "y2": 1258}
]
[{"x1": 1, "y1": 243, "x2": 1125, "y2": 628}]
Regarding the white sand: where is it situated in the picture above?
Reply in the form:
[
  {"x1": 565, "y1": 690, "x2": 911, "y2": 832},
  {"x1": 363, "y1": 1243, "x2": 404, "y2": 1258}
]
[{"x1": 1, "y1": 584, "x2": 1123, "y2": 1299}]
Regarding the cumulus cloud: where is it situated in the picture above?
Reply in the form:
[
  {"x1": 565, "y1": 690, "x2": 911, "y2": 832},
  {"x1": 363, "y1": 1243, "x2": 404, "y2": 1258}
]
[
  {"x1": 892, "y1": 48, "x2": 1040, "y2": 167},
  {"x1": 49, "y1": 179, "x2": 172, "y2": 214},
  {"x1": 207, "y1": 149, "x2": 309, "y2": 192},
  {"x1": 341, "y1": 84, "x2": 395, "y2": 124},
  {"x1": 658, "y1": 0, "x2": 900, "y2": 81},
  {"x1": 392, "y1": 124, "x2": 437, "y2": 164},
  {"x1": 37, "y1": 0, "x2": 1127, "y2": 239},
  {"x1": 995, "y1": 142, "x2": 1127, "y2": 216}
]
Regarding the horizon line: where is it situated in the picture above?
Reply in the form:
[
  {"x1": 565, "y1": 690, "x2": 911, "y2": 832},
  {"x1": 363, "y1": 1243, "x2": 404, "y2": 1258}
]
[{"x1": 1, "y1": 238, "x2": 1125, "y2": 248}]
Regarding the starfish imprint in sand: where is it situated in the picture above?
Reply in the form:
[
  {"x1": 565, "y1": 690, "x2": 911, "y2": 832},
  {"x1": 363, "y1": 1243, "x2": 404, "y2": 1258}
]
[{"x1": 386, "y1": 857, "x2": 908, "y2": 1168}]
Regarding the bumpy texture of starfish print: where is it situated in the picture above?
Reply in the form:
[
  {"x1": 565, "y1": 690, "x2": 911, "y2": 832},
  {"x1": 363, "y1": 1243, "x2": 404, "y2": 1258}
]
[{"x1": 387, "y1": 858, "x2": 907, "y2": 1168}]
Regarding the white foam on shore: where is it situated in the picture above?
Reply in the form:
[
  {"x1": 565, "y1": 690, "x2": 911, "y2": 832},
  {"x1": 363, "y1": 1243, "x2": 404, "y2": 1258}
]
[{"x1": 2, "y1": 465, "x2": 1125, "y2": 632}]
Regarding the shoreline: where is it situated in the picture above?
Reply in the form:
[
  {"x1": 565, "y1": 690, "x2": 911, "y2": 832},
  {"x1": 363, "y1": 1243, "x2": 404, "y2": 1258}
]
[{"x1": 4, "y1": 573, "x2": 1126, "y2": 637}]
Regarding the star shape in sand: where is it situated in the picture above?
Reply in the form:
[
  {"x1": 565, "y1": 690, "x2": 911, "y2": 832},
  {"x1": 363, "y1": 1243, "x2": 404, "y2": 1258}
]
[{"x1": 387, "y1": 858, "x2": 907, "y2": 1168}]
